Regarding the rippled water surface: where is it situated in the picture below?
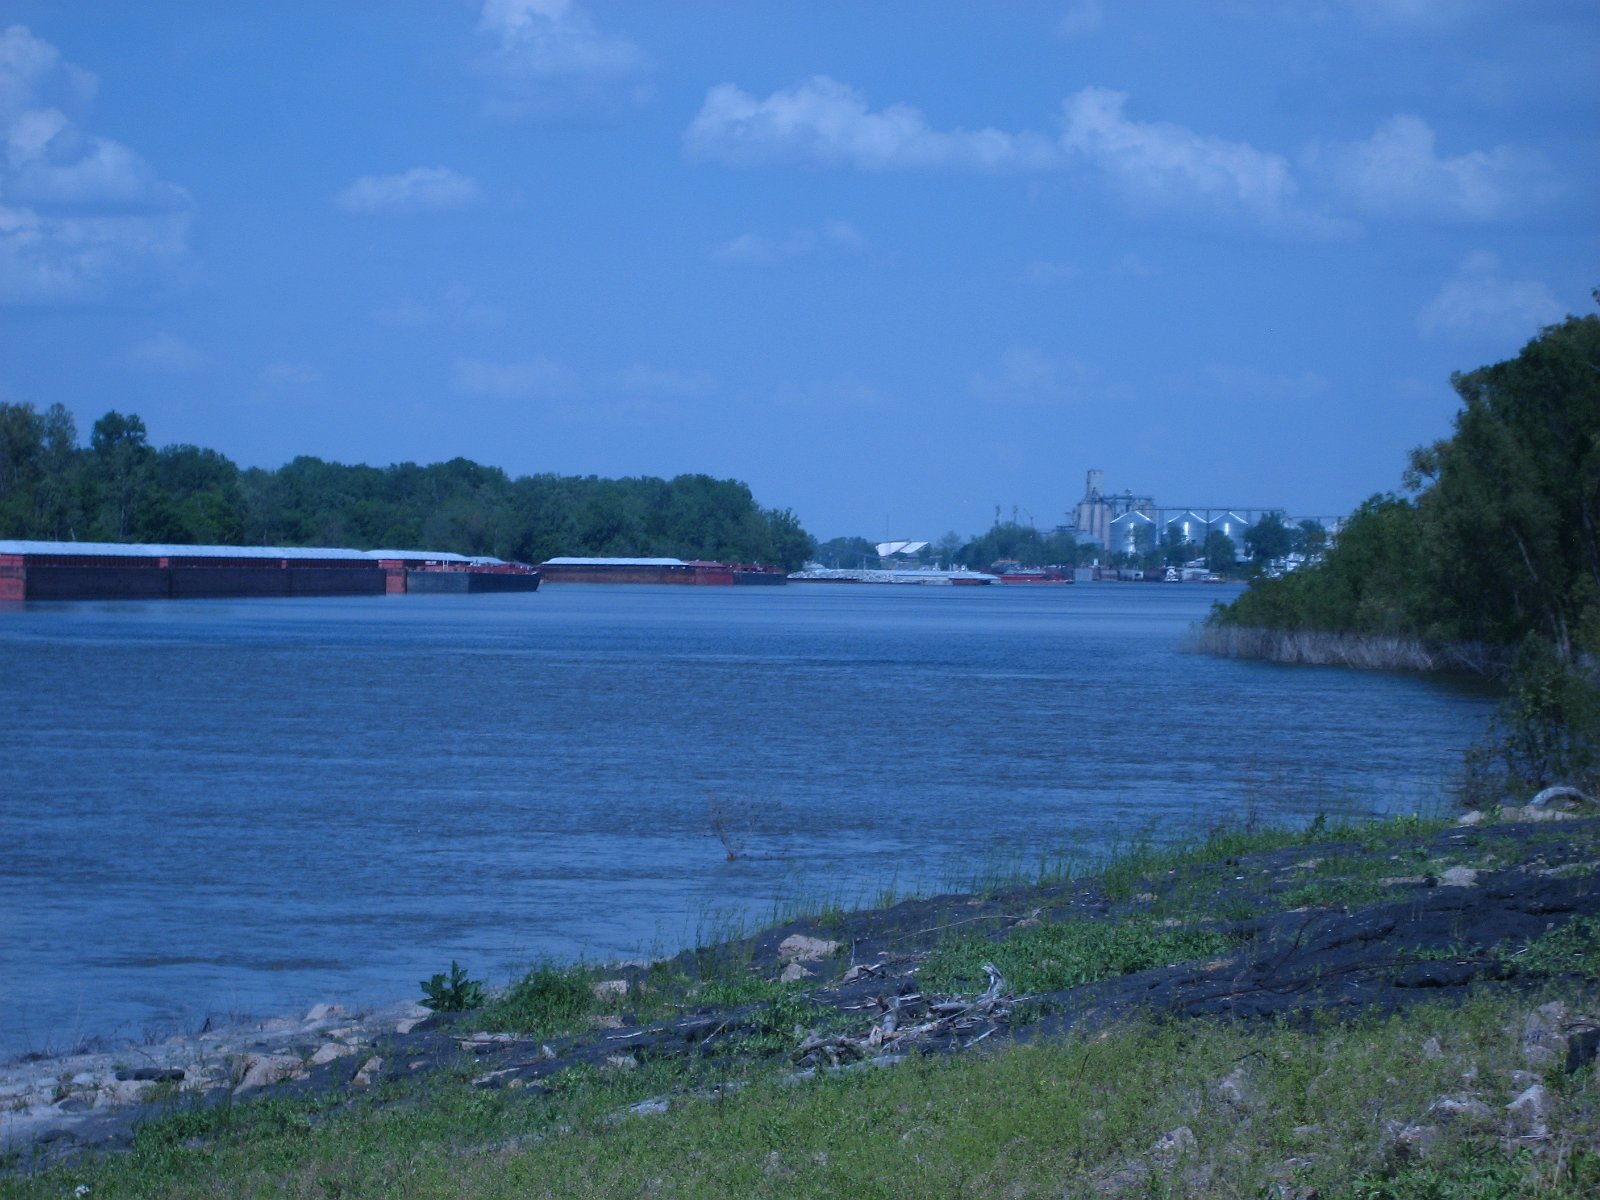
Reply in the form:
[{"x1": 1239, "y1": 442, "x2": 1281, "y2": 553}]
[{"x1": 0, "y1": 583, "x2": 1494, "y2": 1055}]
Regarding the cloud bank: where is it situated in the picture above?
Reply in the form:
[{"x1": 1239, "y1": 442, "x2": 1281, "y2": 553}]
[
  {"x1": 1418, "y1": 253, "x2": 1564, "y2": 340},
  {"x1": 335, "y1": 167, "x2": 482, "y2": 214},
  {"x1": 474, "y1": 0, "x2": 650, "y2": 119},
  {"x1": 687, "y1": 75, "x2": 1550, "y2": 233},
  {"x1": 0, "y1": 25, "x2": 192, "y2": 305}
]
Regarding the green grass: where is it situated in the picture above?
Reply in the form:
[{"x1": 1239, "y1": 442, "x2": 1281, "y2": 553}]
[
  {"x1": 1515, "y1": 914, "x2": 1600, "y2": 982},
  {"x1": 472, "y1": 963, "x2": 598, "y2": 1037},
  {"x1": 920, "y1": 917, "x2": 1234, "y2": 996},
  {"x1": 10, "y1": 987, "x2": 1597, "y2": 1199}
]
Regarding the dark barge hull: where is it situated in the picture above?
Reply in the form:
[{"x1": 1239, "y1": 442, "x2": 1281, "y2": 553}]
[
  {"x1": 404, "y1": 569, "x2": 541, "y2": 594},
  {"x1": 1, "y1": 546, "x2": 539, "y2": 602},
  {"x1": 538, "y1": 561, "x2": 787, "y2": 585}
]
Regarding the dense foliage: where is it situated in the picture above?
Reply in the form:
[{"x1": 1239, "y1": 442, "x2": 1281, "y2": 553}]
[
  {"x1": 1214, "y1": 310, "x2": 1600, "y2": 658},
  {"x1": 0, "y1": 408, "x2": 816, "y2": 569},
  {"x1": 957, "y1": 520, "x2": 1079, "y2": 569},
  {"x1": 1211, "y1": 305, "x2": 1600, "y2": 795}
]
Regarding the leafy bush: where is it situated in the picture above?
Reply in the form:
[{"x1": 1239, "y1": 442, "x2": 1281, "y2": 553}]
[
  {"x1": 1465, "y1": 636, "x2": 1600, "y2": 801},
  {"x1": 476, "y1": 964, "x2": 594, "y2": 1035},
  {"x1": 419, "y1": 960, "x2": 485, "y2": 1012}
]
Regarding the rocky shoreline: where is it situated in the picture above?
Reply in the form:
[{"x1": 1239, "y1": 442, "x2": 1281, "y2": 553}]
[{"x1": 5, "y1": 804, "x2": 1597, "y2": 1177}]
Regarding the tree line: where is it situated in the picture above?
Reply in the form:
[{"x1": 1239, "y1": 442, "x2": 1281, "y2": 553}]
[
  {"x1": 0, "y1": 407, "x2": 817, "y2": 570},
  {"x1": 1210, "y1": 302, "x2": 1600, "y2": 796}
]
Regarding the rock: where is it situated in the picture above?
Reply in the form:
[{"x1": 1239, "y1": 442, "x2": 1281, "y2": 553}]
[
  {"x1": 1150, "y1": 1126, "x2": 1195, "y2": 1166},
  {"x1": 1565, "y1": 1028, "x2": 1600, "y2": 1074},
  {"x1": 1214, "y1": 1066, "x2": 1255, "y2": 1109},
  {"x1": 779, "y1": 962, "x2": 813, "y2": 984},
  {"x1": 603, "y1": 1055, "x2": 637, "y2": 1071},
  {"x1": 628, "y1": 1097, "x2": 670, "y2": 1117},
  {"x1": 233, "y1": 1054, "x2": 304, "y2": 1094},
  {"x1": 1523, "y1": 1044, "x2": 1559, "y2": 1068},
  {"x1": 1421, "y1": 1037, "x2": 1444, "y2": 1060},
  {"x1": 54, "y1": 1097, "x2": 93, "y2": 1113},
  {"x1": 1438, "y1": 867, "x2": 1479, "y2": 887},
  {"x1": 395, "y1": 1017, "x2": 427, "y2": 1035},
  {"x1": 309, "y1": 1042, "x2": 359, "y2": 1067},
  {"x1": 102, "y1": 1080, "x2": 154, "y2": 1106},
  {"x1": 592, "y1": 979, "x2": 629, "y2": 1001},
  {"x1": 114, "y1": 1067, "x2": 185, "y2": 1083},
  {"x1": 1506, "y1": 1083, "x2": 1552, "y2": 1134},
  {"x1": 351, "y1": 1056, "x2": 383, "y2": 1087},
  {"x1": 777, "y1": 934, "x2": 841, "y2": 963},
  {"x1": 1522, "y1": 806, "x2": 1577, "y2": 822},
  {"x1": 1394, "y1": 1123, "x2": 1440, "y2": 1160},
  {"x1": 303, "y1": 1003, "x2": 345, "y2": 1022},
  {"x1": 840, "y1": 962, "x2": 885, "y2": 984},
  {"x1": 1457, "y1": 810, "x2": 1486, "y2": 826},
  {"x1": 1427, "y1": 1095, "x2": 1494, "y2": 1127}
]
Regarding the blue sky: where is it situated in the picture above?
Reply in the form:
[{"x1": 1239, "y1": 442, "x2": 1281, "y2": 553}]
[{"x1": 1, "y1": 1, "x2": 1594, "y2": 541}]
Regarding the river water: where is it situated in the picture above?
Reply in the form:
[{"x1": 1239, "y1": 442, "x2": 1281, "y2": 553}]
[{"x1": 0, "y1": 583, "x2": 1493, "y2": 1057}]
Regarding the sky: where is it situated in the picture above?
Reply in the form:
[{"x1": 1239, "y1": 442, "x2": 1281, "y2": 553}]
[{"x1": 0, "y1": 1, "x2": 1595, "y2": 542}]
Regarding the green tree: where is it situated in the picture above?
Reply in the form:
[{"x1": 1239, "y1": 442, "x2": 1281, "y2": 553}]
[
  {"x1": 1294, "y1": 519, "x2": 1328, "y2": 561},
  {"x1": 1244, "y1": 512, "x2": 1293, "y2": 567},
  {"x1": 0, "y1": 402, "x2": 45, "y2": 536},
  {"x1": 1203, "y1": 530, "x2": 1237, "y2": 575},
  {"x1": 1407, "y1": 311, "x2": 1600, "y2": 660},
  {"x1": 86, "y1": 411, "x2": 154, "y2": 540}
]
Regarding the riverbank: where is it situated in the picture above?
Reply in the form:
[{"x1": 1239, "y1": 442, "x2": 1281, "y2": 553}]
[
  {"x1": 4, "y1": 804, "x2": 1598, "y2": 1195},
  {"x1": 1184, "y1": 623, "x2": 1506, "y2": 675}
]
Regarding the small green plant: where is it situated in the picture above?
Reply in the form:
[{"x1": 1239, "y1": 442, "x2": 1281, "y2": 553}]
[
  {"x1": 419, "y1": 960, "x2": 485, "y2": 1012},
  {"x1": 921, "y1": 917, "x2": 1231, "y2": 996},
  {"x1": 475, "y1": 963, "x2": 593, "y2": 1034},
  {"x1": 1515, "y1": 915, "x2": 1600, "y2": 981}
]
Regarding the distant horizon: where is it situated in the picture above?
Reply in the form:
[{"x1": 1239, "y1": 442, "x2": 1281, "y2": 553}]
[{"x1": 2, "y1": 3, "x2": 1593, "y2": 542}]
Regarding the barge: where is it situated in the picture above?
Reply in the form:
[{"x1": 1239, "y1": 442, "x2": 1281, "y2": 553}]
[
  {"x1": 788, "y1": 567, "x2": 997, "y2": 585},
  {"x1": 537, "y1": 557, "x2": 787, "y2": 585},
  {"x1": 0, "y1": 541, "x2": 540, "y2": 602}
]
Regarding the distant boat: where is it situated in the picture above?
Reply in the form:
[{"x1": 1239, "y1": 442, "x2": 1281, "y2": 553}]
[
  {"x1": 989, "y1": 561, "x2": 1074, "y2": 584},
  {"x1": 788, "y1": 566, "x2": 997, "y2": 585}
]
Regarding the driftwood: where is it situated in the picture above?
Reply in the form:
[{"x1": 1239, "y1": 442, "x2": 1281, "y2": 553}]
[
  {"x1": 1529, "y1": 785, "x2": 1596, "y2": 810},
  {"x1": 793, "y1": 963, "x2": 1014, "y2": 1068}
]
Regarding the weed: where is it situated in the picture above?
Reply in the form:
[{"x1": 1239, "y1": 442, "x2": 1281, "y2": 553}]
[
  {"x1": 1352, "y1": 1141, "x2": 1598, "y2": 1199},
  {"x1": 419, "y1": 960, "x2": 484, "y2": 1012},
  {"x1": 475, "y1": 963, "x2": 594, "y2": 1035},
  {"x1": 920, "y1": 917, "x2": 1231, "y2": 996},
  {"x1": 1514, "y1": 915, "x2": 1600, "y2": 981}
]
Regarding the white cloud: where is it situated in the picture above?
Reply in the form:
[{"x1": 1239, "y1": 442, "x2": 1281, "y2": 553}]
[
  {"x1": 0, "y1": 25, "x2": 192, "y2": 305},
  {"x1": 130, "y1": 333, "x2": 205, "y2": 372},
  {"x1": 611, "y1": 365, "x2": 714, "y2": 396},
  {"x1": 711, "y1": 220, "x2": 865, "y2": 267},
  {"x1": 1312, "y1": 114, "x2": 1549, "y2": 220},
  {"x1": 1113, "y1": 252, "x2": 1155, "y2": 278},
  {"x1": 1058, "y1": 87, "x2": 1304, "y2": 223},
  {"x1": 475, "y1": 0, "x2": 650, "y2": 118},
  {"x1": 1056, "y1": 0, "x2": 1104, "y2": 37},
  {"x1": 374, "y1": 283, "x2": 503, "y2": 329},
  {"x1": 687, "y1": 77, "x2": 1340, "y2": 232},
  {"x1": 1025, "y1": 259, "x2": 1079, "y2": 285},
  {"x1": 685, "y1": 76, "x2": 1062, "y2": 172},
  {"x1": 261, "y1": 362, "x2": 322, "y2": 386},
  {"x1": 454, "y1": 356, "x2": 576, "y2": 399},
  {"x1": 969, "y1": 346, "x2": 1065, "y2": 401},
  {"x1": 1417, "y1": 253, "x2": 1563, "y2": 340},
  {"x1": 335, "y1": 167, "x2": 481, "y2": 215}
]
